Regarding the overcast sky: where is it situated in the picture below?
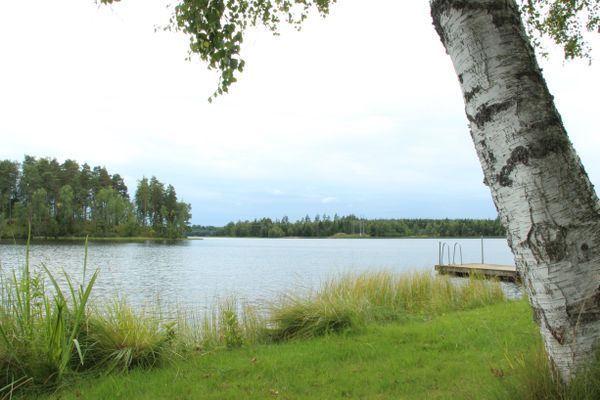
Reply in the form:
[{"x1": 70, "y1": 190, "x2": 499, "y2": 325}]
[{"x1": 0, "y1": 0, "x2": 598, "y2": 226}]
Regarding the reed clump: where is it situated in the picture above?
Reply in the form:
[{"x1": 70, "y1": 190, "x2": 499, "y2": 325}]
[
  {"x1": 267, "y1": 271, "x2": 506, "y2": 340},
  {"x1": 79, "y1": 300, "x2": 173, "y2": 373}
]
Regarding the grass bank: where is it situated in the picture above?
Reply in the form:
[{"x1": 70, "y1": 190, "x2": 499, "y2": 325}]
[
  {"x1": 27, "y1": 300, "x2": 600, "y2": 400},
  {"x1": 16, "y1": 301, "x2": 539, "y2": 399}
]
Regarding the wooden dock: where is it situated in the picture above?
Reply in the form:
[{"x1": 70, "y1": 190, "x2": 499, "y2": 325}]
[{"x1": 435, "y1": 263, "x2": 518, "y2": 281}]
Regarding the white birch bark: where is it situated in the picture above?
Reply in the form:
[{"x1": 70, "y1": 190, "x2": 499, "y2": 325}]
[{"x1": 430, "y1": 0, "x2": 600, "y2": 382}]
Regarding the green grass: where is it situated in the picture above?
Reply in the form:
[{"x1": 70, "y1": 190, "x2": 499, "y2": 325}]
[
  {"x1": 29, "y1": 300, "x2": 541, "y2": 400},
  {"x1": 493, "y1": 340, "x2": 600, "y2": 400}
]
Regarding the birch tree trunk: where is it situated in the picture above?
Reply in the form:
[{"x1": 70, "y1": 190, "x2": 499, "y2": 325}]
[{"x1": 430, "y1": 0, "x2": 600, "y2": 382}]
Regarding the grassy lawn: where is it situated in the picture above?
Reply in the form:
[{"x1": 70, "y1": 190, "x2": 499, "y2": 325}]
[{"x1": 32, "y1": 300, "x2": 540, "y2": 400}]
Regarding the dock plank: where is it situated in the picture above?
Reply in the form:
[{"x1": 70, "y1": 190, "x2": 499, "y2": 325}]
[{"x1": 435, "y1": 263, "x2": 518, "y2": 281}]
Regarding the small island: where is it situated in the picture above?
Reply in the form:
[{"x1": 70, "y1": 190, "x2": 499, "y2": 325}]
[{"x1": 0, "y1": 156, "x2": 191, "y2": 240}]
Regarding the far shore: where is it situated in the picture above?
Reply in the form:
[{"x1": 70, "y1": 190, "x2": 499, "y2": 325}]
[{"x1": 0, "y1": 236, "x2": 199, "y2": 244}]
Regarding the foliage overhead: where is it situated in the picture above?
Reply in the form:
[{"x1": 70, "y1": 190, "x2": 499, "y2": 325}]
[
  {"x1": 519, "y1": 0, "x2": 600, "y2": 60},
  {"x1": 99, "y1": 0, "x2": 597, "y2": 100},
  {"x1": 101, "y1": 0, "x2": 335, "y2": 100}
]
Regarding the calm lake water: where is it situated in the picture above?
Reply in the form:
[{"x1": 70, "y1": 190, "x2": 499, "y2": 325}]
[{"x1": 0, "y1": 238, "x2": 517, "y2": 310}]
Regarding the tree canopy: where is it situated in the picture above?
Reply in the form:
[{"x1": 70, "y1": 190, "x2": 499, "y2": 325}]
[{"x1": 100, "y1": 0, "x2": 598, "y2": 99}]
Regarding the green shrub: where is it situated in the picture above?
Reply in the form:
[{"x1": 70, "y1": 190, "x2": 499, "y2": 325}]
[{"x1": 222, "y1": 310, "x2": 243, "y2": 349}]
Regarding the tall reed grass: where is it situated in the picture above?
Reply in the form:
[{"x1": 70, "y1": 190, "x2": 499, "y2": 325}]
[
  {"x1": 267, "y1": 271, "x2": 506, "y2": 341},
  {"x1": 171, "y1": 298, "x2": 266, "y2": 354},
  {"x1": 0, "y1": 234, "x2": 97, "y2": 395}
]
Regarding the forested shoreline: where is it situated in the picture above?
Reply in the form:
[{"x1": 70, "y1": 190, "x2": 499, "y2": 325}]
[
  {"x1": 190, "y1": 215, "x2": 506, "y2": 238},
  {"x1": 0, "y1": 156, "x2": 191, "y2": 239}
]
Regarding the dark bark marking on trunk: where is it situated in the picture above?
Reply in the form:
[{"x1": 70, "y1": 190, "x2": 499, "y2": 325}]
[
  {"x1": 528, "y1": 132, "x2": 569, "y2": 159},
  {"x1": 514, "y1": 69, "x2": 545, "y2": 87},
  {"x1": 495, "y1": 132, "x2": 570, "y2": 187},
  {"x1": 528, "y1": 223, "x2": 568, "y2": 263},
  {"x1": 496, "y1": 145, "x2": 529, "y2": 187},
  {"x1": 464, "y1": 85, "x2": 482, "y2": 103},
  {"x1": 546, "y1": 240, "x2": 567, "y2": 262},
  {"x1": 497, "y1": 169, "x2": 513, "y2": 187},
  {"x1": 525, "y1": 114, "x2": 561, "y2": 133},
  {"x1": 511, "y1": 146, "x2": 530, "y2": 164},
  {"x1": 467, "y1": 100, "x2": 513, "y2": 128},
  {"x1": 481, "y1": 149, "x2": 496, "y2": 187},
  {"x1": 550, "y1": 324, "x2": 567, "y2": 345}
]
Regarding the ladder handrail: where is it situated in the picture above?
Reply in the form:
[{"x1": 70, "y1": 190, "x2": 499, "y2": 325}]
[
  {"x1": 438, "y1": 241, "x2": 463, "y2": 265},
  {"x1": 439, "y1": 242, "x2": 452, "y2": 265},
  {"x1": 452, "y1": 242, "x2": 463, "y2": 265}
]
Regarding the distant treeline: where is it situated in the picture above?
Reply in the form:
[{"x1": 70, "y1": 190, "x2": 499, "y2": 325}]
[
  {"x1": 189, "y1": 215, "x2": 506, "y2": 238},
  {"x1": 0, "y1": 156, "x2": 191, "y2": 239}
]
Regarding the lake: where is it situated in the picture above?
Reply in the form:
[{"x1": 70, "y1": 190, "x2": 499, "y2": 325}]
[{"x1": 0, "y1": 238, "x2": 517, "y2": 310}]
